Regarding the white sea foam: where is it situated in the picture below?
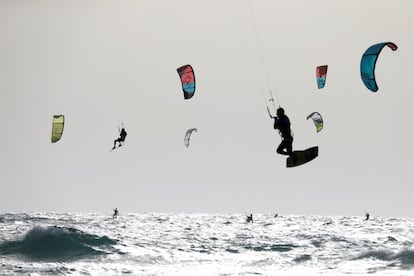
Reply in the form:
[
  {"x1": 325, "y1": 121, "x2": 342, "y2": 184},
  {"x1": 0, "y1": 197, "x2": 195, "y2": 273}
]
[{"x1": 0, "y1": 213, "x2": 413, "y2": 275}]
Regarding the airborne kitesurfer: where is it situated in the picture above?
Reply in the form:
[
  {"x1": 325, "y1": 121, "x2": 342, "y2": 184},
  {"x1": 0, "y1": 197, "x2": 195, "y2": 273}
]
[
  {"x1": 112, "y1": 127, "x2": 127, "y2": 150},
  {"x1": 274, "y1": 107, "x2": 293, "y2": 156}
]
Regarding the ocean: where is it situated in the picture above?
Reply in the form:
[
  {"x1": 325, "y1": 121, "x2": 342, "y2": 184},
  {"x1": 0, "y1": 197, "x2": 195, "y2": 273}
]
[{"x1": 0, "y1": 213, "x2": 413, "y2": 275}]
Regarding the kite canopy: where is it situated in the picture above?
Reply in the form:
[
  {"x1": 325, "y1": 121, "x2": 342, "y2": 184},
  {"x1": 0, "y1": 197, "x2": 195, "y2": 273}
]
[
  {"x1": 307, "y1": 112, "x2": 323, "y2": 133},
  {"x1": 360, "y1": 42, "x2": 398, "y2": 92},
  {"x1": 316, "y1": 65, "x2": 328, "y2": 89},
  {"x1": 184, "y1": 128, "x2": 197, "y2": 147},
  {"x1": 177, "y1": 64, "x2": 196, "y2": 99},
  {"x1": 51, "y1": 115, "x2": 64, "y2": 143}
]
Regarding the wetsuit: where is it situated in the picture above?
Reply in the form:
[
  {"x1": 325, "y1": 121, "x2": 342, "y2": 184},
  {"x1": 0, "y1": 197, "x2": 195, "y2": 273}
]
[{"x1": 274, "y1": 115, "x2": 293, "y2": 155}]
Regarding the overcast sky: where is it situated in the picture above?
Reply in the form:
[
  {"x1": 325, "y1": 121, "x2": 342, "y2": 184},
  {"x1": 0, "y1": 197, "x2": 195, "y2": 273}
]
[{"x1": 1, "y1": 0, "x2": 413, "y2": 216}]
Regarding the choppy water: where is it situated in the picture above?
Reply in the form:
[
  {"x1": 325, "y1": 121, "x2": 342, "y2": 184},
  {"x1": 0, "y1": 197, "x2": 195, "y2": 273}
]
[{"x1": 0, "y1": 213, "x2": 414, "y2": 275}]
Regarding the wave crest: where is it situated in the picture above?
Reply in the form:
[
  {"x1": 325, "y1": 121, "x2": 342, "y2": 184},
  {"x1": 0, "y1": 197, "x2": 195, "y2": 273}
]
[
  {"x1": 0, "y1": 226, "x2": 117, "y2": 261},
  {"x1": 354, "y1": 249, "x2": 414, "y2": 268}
]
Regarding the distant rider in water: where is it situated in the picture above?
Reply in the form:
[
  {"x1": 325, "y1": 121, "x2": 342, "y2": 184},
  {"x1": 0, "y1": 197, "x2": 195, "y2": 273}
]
[
  {"x1": 365, "y1": 212, "x2": 370, "y2": 221},
  {"x1": 274, "y1": 107, "x2": 293, "y2": 156},
  {"x1": 113, "y1": 208, "x2": 119, "y2": 219},
  {"x1": 246, "y1": 214, "x2": 253, "y2": 223}
]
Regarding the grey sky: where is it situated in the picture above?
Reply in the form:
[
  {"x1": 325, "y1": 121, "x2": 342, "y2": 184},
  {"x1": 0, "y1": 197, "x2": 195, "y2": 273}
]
[{"x1": 1, "y1": 0, "x2": 413, "y2": 216}]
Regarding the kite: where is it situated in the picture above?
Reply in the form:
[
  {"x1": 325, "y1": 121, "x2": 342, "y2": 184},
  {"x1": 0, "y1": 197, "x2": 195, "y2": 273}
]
[
  {"x1": 307, "y1": 112, "x2": 323, "y2": 133},
  {"x1": 360, "y1": 42, "x2": 398, "y2": 92},
  {"x1": 51, "y1": 115, "x2": 64, "y2": 143},
  {"x1": 177, "y1": 65, "x2": 196, "y2": 99},
  {"x1": 184, "y1": 128, "x2": 197, "y2": 147},
  {"x1": 316, "y1": 65, "x2": 328, "y2": 89}
]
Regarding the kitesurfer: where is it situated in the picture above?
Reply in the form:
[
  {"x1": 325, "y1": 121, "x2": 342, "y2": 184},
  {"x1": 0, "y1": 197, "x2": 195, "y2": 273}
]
[
  {"x1": 246, "y1": 214, "x2": 253, "y2": 223},
  {"x1": 113, "y1": 208, "x2": 119, "y2": 219},
  {"x1": 112, "y1": 127, "x2": 127, "y2": 150},
  {"x1": 274, "y1": 107, "x2": 293, "y2": 156},
  {"x1": 365, "y1": 212, "x2": 370, "y2": 221}
]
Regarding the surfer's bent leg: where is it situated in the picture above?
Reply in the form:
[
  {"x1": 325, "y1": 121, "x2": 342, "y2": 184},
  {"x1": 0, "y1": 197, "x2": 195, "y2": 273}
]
[{"x1": 277, "y1": 140, "x2": 290, "y2": 155}]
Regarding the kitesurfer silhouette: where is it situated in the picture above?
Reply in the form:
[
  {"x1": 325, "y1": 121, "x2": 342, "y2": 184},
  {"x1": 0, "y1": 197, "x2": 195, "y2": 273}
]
[
  {"x1": 113, "y1": 208, "x2": 119, "y2": 219},
  {"x1": 274, "y1": 107, "x2": 293, "y2": 156},
  {"x1": 112, "y1": 127, "x2": 127, "y2": 150}
]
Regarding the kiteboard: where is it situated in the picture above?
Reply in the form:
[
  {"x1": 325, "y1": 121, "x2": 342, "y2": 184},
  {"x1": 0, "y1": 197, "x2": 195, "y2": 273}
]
[{"x1": 286, "y1": 146, "x2": 318, "y2": 168}]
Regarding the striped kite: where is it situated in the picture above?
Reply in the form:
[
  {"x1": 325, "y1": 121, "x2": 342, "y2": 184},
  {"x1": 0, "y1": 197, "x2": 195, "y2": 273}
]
[
  {"x1": 177, "y1": 64, "x2": 196, "y2": 99},
  {"x1": 316, "y1": 65, "x2": 328, "y2": 89}
]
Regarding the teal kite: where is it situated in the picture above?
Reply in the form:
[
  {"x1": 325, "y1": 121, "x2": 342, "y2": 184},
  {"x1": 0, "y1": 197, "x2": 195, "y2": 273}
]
[{"x1": 360, "y1": 42, "x2": 398, "y2": 92}]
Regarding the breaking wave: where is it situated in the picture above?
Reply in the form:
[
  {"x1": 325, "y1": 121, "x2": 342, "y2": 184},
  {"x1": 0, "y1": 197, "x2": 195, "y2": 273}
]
[
  {"x1": 0, "y1": 225, "x2": 117, "y2": 261},
  {"x1": 354, "y1": 249, "x2": 414, "y2": 268}
]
